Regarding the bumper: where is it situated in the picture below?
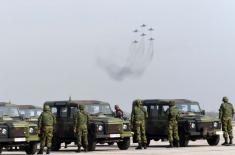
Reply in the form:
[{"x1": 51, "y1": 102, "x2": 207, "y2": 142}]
[
  {"x1": 96, "y1": 131, "x2": 132, "y2": 139},
  {"x1": 189, "y1": 129, "x2": 221, "y2": 137}
]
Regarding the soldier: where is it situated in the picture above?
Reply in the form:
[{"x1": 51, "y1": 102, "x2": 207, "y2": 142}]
[
  {"x1": 37, "y1": 105, "x2": 56, "y2": 154},
  {"x1": 131, "y1": 100, "x2": 148, "y2": 149},
  {"x1": 167, "y1": 100, "x2": 180, "y2": 147},
  {"x1": 114, "y1": 105, "x2": 124, "y2": 119},
  {"x1": 219, "y1": 96, "x2": 234, "y2": 145},
  {"x1": 74, "y1": 104, "x2": 90, "y2": 152}
]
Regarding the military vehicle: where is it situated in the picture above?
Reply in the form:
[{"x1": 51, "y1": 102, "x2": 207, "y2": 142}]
[
  {"x1": 132, "y1": 99, "x2": 222, "y2": 147},
  {"x1": 18, "y1": 105, "x2": 42, "y2": 123},
  {"x1": 0, "y1": 102, "x2": 39, "y2": 154},
  {"x1": 44, "y1": 100, "x2": 132, "y2": 151}
]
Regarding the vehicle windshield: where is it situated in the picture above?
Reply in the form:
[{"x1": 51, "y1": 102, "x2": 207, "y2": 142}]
[
  {"x1": 84, "y1": 104, "x2": 113, "y2": 115},
  {"x1": 176, "y1": 103, "x2": 201, "y2": 113},
  {"x1": 19, "y1": 109, "x2": 42, "y2": 118},
  {"x1": 0, "y1": 106, "x2": 20, "y2": 117}
]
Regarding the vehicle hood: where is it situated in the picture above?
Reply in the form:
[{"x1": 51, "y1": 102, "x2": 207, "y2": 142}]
[
  {"x1": 180, "y1": 112, "x2": 219, "y2": 122},
  {"x1": 90, "y1": 114, "x2": 125, "y2": 124}
]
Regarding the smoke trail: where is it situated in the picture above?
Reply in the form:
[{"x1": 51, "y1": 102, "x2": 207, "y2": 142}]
[{"x1": 97, "y1": 25, "x2": 155, "y2": 81}]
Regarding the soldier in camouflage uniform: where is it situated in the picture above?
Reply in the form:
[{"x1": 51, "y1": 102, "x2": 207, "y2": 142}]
[
  {"x1": 37, "y1": 105, "x2": 56, "y2": 154},
  {"x1": 167, "y1": 100, "x2": 180, "y2": 147},
  {"x1": 131, "y1": 100, "x2": 148, "y2": 149},
  {"x1": 219, "y1": 96, "x2": 234, "y2": 145},
  {"x1": 74, "y1": 104, "x2": 90, "y2": 152},
  {"x1": 114, "y1": 105, "x2": 124, "y2": 119}
]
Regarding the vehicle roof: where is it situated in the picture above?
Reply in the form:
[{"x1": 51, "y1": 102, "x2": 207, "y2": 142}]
[
  {"x1": 140, "y1": 99, "x2": 198, "y2": 105},
  {"x1": 17, "y1": 105, "x2": 42, "y2": 110},
  {"x1": 45, "y1": 100, "x2": 109, "y2": 106}
]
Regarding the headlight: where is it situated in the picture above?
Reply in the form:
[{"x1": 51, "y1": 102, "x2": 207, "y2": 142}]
[
  {"x1": 29, "y1": 127, "x2": 34, "y2": 134},
  {"x1": 190, "y1": 122, "x2": 196, "y2": 129},
  {"x1": 123, "y1": 124, "x2": 128, "y2": 130},
  {"x1": 98, "y1": 125, "x2": 103, "y2": 131},
  {"x1": 213, "y1": 122, "x2": 218, "y2": 128},
  {"x1": 0, "y1": 128, "x2": 7, "y2": 135}
]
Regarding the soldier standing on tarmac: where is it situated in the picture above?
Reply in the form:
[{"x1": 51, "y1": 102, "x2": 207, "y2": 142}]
[
  {"x1": 167, "y1": 100, "x2": 180, "y2": 147},
  {"x1": 131, "y1": 99, "x2": 148, "y2": 150},
  {"x1": 37, "y1": 105, "x2": 56, "y2": 154},
  {"x1": 219, "y1": 96, "x2": 234, "y2": 145},
  {"x1": 74, "y1": 104, "x2": 90, "y2": 152},
  {"x1": 114, "y1": 105, "x2": 124, "y2": 119}
]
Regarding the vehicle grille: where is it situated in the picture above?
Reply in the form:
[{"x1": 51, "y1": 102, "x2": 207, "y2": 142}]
[
  {"x1": 197, "y1": 122, "x2": 213, "y2": 131},
  {"x1": 106, "y1": 124, "x2": 122, "y2": 134},
  {"x1": 9, "y1": 127, "x2": 26, "y2": 138}
]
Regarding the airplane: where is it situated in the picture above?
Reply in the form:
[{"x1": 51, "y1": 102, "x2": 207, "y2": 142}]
[
  {"x1": 141, "y1": 33, "x2": 146, "y2": 36},
  {"x1": 148, "y1": 28, "x2": 154, "y2": 31},
  {"x1": 133, "y1": 40, "x2": 138, "y2": 43},
  {"x1": 133, "y1": 29, "x2": 139, "y2": 33},
  {"x1": 149, "y1": 38, "x2": 154, "y2": 41},
  {"x1": 141, "y1": 24, "x2": 146, "y2": 27}
]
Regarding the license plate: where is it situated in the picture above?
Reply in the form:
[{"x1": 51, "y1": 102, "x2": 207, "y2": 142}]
[
  {"x1": 216, "y1": 131, "x2": 223, "y2": 135},
  {"x1": 14, "y1": 138, "x2": 26, "y2": 142},
  {"x1": 109, "y1": 134, "x2": 120, "y2": 138}
]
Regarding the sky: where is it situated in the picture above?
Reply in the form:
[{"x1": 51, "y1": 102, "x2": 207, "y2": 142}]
[{"x1": 0, "y1": 0, "x2": 235, "y2": 112}]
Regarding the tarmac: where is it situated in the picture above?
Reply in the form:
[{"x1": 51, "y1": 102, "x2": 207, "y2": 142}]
[{"x1": 2, "y1": 139, "x2": 235, "y2": 155}]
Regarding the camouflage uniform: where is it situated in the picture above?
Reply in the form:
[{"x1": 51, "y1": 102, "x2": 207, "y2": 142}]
[
  {"x1": 167, "y1": 101, "x2": 180, "y2": 147},
  {"x1": 131, "y1": 100, "x2": 148, "y2": 149},
  {"x1": 74, "y1": 104, "x2": 90, "y2": 152},
  {"x1": 115, "y1": 105, "x2": 124, "y2": 119},
  {"x1": 219, "y1": 96, "x2": 234, "y2": 145},
  {"x1": 37, "y1": 105, "x2": 56, "y2": 154}
]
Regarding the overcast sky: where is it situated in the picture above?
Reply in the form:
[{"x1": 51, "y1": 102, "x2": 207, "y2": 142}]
[{"x1": 0, "y1": 0, "x2": 235, "y2": 112}]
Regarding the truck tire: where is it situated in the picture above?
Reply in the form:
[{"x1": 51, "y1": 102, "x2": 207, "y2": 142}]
[
  {"x1": 0, "y1": 145, "x2": 3, "y2": 154},
  {"x1": 117, "y1": 138, "x2": 130, "y2": 150},
  {"x1": 179, "y1": 136, "x2": 189, "y2": 147},
  {"x1": 207, "y1": 135, "x2": 220, "y2": 146},
  {"x1": 146, "y1": 138, "x2": 151, "y2": 146},
  {"x1": 25, "y1": 142, "x2": 37, "y2": 155},
  {"x1": 51, "y1": 138, "x2": 61, "y2": 151},
  {"x1": 88, "y1": 140, "x2": 96, "y2": 151}
]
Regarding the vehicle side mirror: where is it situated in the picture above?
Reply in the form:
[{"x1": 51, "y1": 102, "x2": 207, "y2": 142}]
[{"x1": 201, "y1": 110, "x2": 205, "y2": 115}]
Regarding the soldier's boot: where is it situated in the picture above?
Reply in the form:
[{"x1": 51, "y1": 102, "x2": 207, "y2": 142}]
[
  {"x1": 229, "y1": 138, "x2": 233, "y2": 145},
  {"x1": 84, "y1": 145, "x2": 88, "y2": 152},
  {"x1": 222, "y1": 138, "x2": 229, "y2": 146},
  {"x1": 135, "y1": 143, "x2": 142, "y2": 150},
  {"x1": 176, "y1": 141, "x2": 180, "y2": 147},
  {"x1": 46, "y1": 148, "x2": 51, "y2": 154},
  {"x1": 143, "y1": 143, "x2": 147, "y2": 149},
  {"x1": 169, "y1": 142, "x2": 174, "y2": 148},
  {"x1": 76, "y1": 146, "x2": 81, "y2": 153},
  {"x1": 37, "y1": 149, "x2": 43, "y2": 154}
]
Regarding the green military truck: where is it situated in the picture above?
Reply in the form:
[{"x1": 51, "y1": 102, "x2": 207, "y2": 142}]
[
  {"x1": 132, "y1": 99, "x2": 222, "y2": 147},
  {"x1": 18, "y1": 105, "x2": 42, "y2": 123},
  {"x1": 0, "y1": 102, "x2": 39, "y2": 154},
  {"x1": 44, "y1": 100, "x2": 132, "y2": 151}
]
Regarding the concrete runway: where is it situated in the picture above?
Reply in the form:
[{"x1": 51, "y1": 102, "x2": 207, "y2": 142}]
[{"x1": 2, "y1": 139, "x2": 235, "y2": 155}]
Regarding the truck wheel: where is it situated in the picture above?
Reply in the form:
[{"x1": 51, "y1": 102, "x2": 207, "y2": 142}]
[
  {"x1": 88, "y1": 140, "x2": 96, "y2": 151},
  {"x1": 25, "y1": 142, "x2": 37, "y2": 155},
  {"x1": 180, "y1": 136, "x2": 189, "y2": 147},
  {"x1": 146, "y1": 138, "x2": 151, "y2": 146},
  {"x1": 108, "y1": 142, "x2": 115, "y2": 146},
  {"x1": 207, "y1": 135, "x2": 220, "y2": 146},
  {"x1": 117, "y1": 138, "x2": 130, "y2": 150},
  {"x1": 51, "y1": 139, "x2": 61, "y2": 151},
  {"x1": 0, "y1": 146, "x2": 3, "y2": 154}
]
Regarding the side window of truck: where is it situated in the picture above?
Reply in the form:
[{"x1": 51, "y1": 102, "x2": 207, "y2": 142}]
[
  {"x1": 149, "y1": 105, "x2": 158, "y2": 118},
  {"x1": 158, "y1": 105, "x2": 169, "y2": 119}
]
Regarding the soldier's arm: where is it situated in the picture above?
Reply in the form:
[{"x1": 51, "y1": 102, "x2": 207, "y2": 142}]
[
  {"x1": 219, "y1": 104, "x2": 223, "y2": 119},
  {"x1": 38, "y1": 114, "x2": 42, "y2": 129},
  {"x1": 232, "y1": 104, "x2": 234, "y2": 117},
  {"x1": 53, "y1": 114, "x2": 56, "y2": 126}
]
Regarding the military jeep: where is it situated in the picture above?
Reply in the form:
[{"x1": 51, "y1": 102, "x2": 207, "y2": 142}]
[
  {"x1": 133, "y1": 99, "x2": 222, "y2": 147},
  {"x1": 0, "y1": 102, "x2": 39, "y2": 154},
  {"x1": 44, "y1": 100, "x2": 132, "y2": 151}
]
